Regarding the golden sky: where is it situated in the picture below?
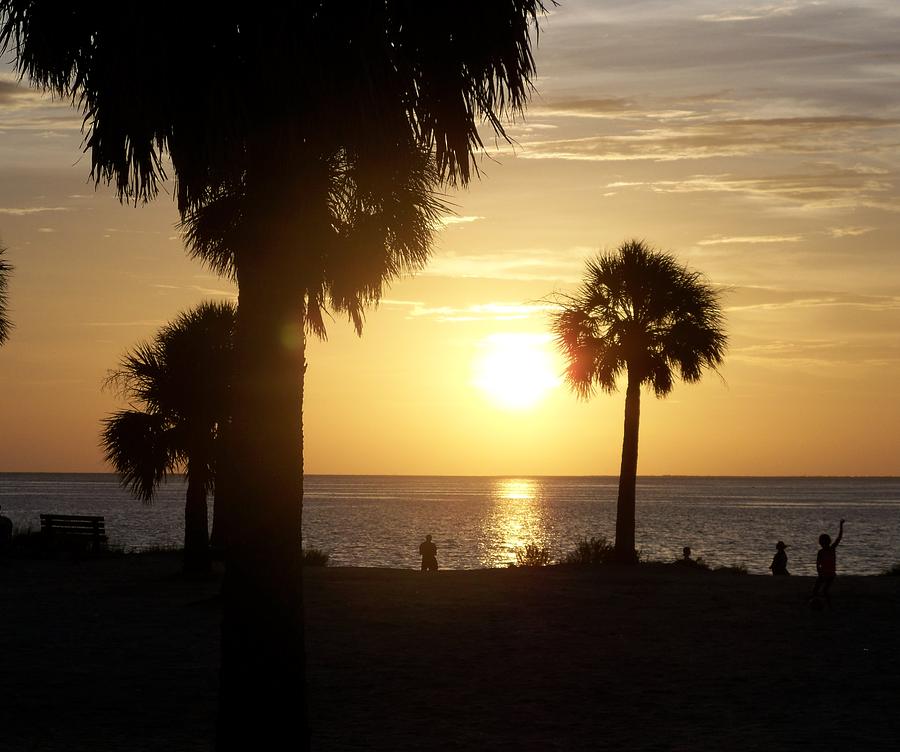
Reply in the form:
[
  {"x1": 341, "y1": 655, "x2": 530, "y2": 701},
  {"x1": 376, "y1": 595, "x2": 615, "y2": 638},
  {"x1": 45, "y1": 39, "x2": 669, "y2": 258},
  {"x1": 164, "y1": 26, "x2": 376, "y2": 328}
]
[{"x1": 1, "y1": 0, "x2": 898, "y2": 475}]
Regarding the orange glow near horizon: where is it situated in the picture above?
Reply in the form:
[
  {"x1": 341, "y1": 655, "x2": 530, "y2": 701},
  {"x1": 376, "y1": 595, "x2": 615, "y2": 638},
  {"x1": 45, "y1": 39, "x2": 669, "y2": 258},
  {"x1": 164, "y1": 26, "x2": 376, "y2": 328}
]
[{"x1": 472, "y1": 333, "x2": 561, "y2": 411}]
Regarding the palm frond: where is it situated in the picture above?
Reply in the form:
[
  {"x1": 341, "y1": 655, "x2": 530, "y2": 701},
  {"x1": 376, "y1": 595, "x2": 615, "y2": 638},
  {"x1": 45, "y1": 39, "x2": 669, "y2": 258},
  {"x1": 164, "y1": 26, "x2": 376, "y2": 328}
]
[
  {"x1": 1, "y1": 2, "x2": 547, "y2": 208},
  {"x1": 101, "y1": 410, "x2": 176, "y2": 502},
  {"x1": 181, "y1": 140, "x2": 450, "y2": 340},
  {"x1": 0, "y1": 246, "x2": 12, "y2": 345},
  {"x1": 325, "y1": 145, "x2": 448, "y2": 334}
]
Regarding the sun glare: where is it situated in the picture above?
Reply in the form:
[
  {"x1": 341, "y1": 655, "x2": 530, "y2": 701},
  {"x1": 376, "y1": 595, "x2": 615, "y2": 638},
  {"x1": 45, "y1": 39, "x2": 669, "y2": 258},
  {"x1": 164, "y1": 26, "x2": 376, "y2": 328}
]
[{"x1": 473, "y1": 333, "x2": 561, "y2": 410}]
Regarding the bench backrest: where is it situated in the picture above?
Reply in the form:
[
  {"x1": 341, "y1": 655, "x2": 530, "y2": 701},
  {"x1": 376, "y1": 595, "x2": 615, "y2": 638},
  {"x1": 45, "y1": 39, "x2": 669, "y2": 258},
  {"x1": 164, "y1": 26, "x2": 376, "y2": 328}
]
[{"x1": 40, "y1": 514, "x2": 107, "y2": 540}]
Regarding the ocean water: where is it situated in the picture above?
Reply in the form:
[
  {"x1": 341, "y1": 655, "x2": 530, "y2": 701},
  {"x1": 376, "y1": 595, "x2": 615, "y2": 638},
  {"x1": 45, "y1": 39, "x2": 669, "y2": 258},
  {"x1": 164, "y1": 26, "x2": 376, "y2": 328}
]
[{"x1": 1, "y1": 473, "x2": 898, "y2": 575}]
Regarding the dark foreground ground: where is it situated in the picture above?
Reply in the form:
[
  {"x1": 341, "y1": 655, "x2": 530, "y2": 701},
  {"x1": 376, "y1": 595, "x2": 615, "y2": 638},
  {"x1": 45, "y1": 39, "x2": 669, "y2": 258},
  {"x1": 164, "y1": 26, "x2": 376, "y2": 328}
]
[{"x1": 2, "y1": 554, "x2": 899, "y2": 751}]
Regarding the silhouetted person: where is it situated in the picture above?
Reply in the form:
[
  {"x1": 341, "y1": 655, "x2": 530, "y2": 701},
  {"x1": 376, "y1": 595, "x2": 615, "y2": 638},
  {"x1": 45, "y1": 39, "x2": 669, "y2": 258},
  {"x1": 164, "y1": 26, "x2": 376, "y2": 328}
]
[
  {"x1": 419, "y1": 534, "x2": 438, "y2": 571},
  {"x1": 770, "y1": 541, "x2": 789, "y2": 576},
  {"x1": 675, "y1": 545, "x2": 701, "y2": 568},
  {"x1": 811, "y1": 519, "x2": 845, "y2": 607},
  {"x1": 0, "y1": 505, "x2": 12, "y2": 558}
]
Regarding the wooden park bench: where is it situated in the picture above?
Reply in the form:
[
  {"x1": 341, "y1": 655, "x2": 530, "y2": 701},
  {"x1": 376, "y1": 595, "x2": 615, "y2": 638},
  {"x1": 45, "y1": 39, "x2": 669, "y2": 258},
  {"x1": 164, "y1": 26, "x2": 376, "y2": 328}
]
[{"x1": 40, "y1": 514, "x2": 107, "y2": 553}]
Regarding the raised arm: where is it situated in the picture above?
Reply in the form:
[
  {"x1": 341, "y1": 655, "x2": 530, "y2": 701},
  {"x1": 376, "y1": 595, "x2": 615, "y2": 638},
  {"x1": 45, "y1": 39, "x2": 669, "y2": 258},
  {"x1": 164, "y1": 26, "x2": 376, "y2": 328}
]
[{"x1": 832, "y1": 519, "x2": 845, "y2": 548}]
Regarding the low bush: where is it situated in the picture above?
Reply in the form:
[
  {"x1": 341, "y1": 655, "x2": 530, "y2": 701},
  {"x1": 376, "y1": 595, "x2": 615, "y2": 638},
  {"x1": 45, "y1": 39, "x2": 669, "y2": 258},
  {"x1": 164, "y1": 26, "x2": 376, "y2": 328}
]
[
  {"x1": 302, "y1": 548, "x2": 330, "y2": 567},
  {"x1": 515, "y1": 543, "x2": 553, "y2": 568},
  {"x1": 713, "y1": 563, "x2": 748, "y2": 575},
  {"x1": 8, "y1": 526, "x2": 45, "y2": 556},
  {"x1": 561, "y1": 536, "x2": 616, "y2": 566},
  {"x1": 673, "y1": 555, "x2": 711, "y2": 570},
  {"x1": 138, "y1": 544, "x2": 182, "y2": 553}
]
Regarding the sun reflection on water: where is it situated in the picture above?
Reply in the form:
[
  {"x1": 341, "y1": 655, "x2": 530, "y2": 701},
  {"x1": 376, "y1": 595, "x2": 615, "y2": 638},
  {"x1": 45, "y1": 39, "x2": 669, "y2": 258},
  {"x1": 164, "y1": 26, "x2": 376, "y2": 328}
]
[
  {"x1": 498, "y1": 479, "x2": 537, "y2": 501},
  {"x1": 480, "y1": 478, "x2": 551, "y2": 567}
]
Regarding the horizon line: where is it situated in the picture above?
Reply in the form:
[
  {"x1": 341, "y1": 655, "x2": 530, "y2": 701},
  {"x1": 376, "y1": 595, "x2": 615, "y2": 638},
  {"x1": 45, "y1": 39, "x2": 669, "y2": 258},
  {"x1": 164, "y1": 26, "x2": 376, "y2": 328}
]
[{"x1": 1, "y1": 471, "x2": 898, "y2": 480}]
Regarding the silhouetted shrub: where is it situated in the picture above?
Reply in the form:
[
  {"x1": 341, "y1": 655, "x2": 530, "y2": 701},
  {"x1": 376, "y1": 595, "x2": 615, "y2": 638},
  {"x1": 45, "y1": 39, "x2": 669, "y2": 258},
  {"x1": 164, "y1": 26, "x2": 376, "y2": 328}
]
[
  {"x1": 881, "y1": 562, "x2": 900, "y2": 576},
  {"x1": 561, "y1": 536, "x2": 616, "y2": 566},
  {"x1": 515, "y1": 543, "x2": 553, "y2": 567},
  {"x1": 9, "y1": 525, "x2": 44, "y2": 556},
  {"x1": 302, "y1": 548, "x2": 329, "y2": 567},
  {"x1": 714, "y1": 563, "x2": 748, "y2": 575},
  {"x1": 7, "y1": 524, "x2": 125, "y2": 559}
]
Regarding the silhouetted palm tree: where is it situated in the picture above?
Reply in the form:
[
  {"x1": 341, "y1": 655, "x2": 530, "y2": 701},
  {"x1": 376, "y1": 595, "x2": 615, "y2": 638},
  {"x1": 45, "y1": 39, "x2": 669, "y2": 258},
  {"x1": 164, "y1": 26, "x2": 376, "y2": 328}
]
[
  {"x1": 0, "y1": 246, "x2": 11, "y2": 345},
  {"x1": 1, "y1": 5, "x2": 546, "y2": 748},
  {"x1": 102, "y1": 301, "x2": 234, "y2": 574},
  {"x1": 552, "y1": 240, "x2": 727, "y2": 563}
]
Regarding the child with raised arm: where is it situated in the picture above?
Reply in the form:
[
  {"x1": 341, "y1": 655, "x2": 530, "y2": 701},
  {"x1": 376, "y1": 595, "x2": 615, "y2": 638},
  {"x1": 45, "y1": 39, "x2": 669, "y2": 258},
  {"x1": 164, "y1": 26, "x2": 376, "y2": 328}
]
[{"x1": 811, "y1": 519, "x2": 845, "y2": 608}]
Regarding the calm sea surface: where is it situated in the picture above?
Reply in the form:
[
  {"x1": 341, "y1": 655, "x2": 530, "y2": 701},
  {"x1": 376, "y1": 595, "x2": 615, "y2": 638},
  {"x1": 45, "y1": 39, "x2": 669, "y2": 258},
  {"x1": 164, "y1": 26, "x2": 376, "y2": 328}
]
[{"x1": 1, "y1": 473, "x2": 898, "y2": 575}]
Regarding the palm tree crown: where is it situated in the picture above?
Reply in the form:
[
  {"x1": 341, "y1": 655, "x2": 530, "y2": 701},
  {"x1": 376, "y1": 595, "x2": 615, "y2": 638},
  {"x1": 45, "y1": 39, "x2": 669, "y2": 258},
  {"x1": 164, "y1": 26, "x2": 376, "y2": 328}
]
[
  {"x1": 554, "y1": 239, "x2": 727, "y2": 398},
  {"x1": 553, "y1": 240, "x2": 727, "y2": 562}
]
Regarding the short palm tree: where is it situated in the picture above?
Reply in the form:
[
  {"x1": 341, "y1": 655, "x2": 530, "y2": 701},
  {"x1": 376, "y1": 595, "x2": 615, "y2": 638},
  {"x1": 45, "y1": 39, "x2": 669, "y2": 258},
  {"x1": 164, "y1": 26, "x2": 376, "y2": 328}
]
[
  {"x1": 0, "y1": 246, "x2": 12, "y2": 345},
  {"x1": 552, "y1": 240, "x2": 727, "y2": 563},
  {"x1": 102, "y1": 301, "x2": 234, "y2": 573}
]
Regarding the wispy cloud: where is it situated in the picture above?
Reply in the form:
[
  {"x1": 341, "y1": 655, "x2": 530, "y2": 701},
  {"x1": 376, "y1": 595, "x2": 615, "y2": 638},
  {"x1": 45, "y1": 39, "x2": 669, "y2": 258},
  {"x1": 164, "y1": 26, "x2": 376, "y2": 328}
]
[
  {"x1": 380, "y1": 299, "x2": 423, "y2": 308},
  {"x1": 0, "y1": 206, "x2": 72, "y2": 216},
  {"x1": 103, "y1": 227, "x2": 167, "y2": 238},
  {"x1": 424, "y1": 248, "x2": 588, "y2": 282},
  {"x1": 530, "y1": 97, "x2": 659, "y2": 120},
  {"x1": 0, "y1": 74, "x2": 81, "y2": 132},
  {"x1": 698, "y1": 2, "x2": 808, "y2": 23},
  {"x1": 81, "y1": 320, "x2": 167, "y2": 328},
  {"x1": 729, "y1": 337, "x2": 900, "y2": 371},
  {"x1": 699, "y1": 235, "x2": 804, "y2": 246},
  {"x1": 440, "y1": 215, "x2": 485, "y2": 226},
  {"x1": 827, "y1": 226, "x2": 874, "y2": 238},
  {"x1": 528, "y1": 93, "x2": 739, "y2": 122},
  {"x1": 150, "y1": 283, "x2": 236, "y2": 298},
  {"x1": 727, "y1": 291, "x2": 900, "y2": 313},
  {"x1": 519, "y1": 117, "x2": 900, "y2": 163},
  {"x1": 0, "y1": 78, "x2": 46, "y2": 107},
  {"x1": 607, "y1": 165, "x2": 895, "y2": 212},
  {"x1": 382, "y1": 299, "x2": 554, "y2": 323}
]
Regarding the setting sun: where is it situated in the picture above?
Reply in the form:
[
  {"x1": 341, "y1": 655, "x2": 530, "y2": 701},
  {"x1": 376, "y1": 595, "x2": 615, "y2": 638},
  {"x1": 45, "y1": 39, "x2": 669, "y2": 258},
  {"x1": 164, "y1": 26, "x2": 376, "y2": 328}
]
[{"x1": 473, "y1": 333, "x2": 561, "y2": 410}]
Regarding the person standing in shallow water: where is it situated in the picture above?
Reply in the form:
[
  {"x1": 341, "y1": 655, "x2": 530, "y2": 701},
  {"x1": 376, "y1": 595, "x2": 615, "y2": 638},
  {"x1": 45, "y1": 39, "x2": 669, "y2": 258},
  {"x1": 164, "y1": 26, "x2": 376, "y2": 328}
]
[
  {"x1": 419, "y1": 534, "x2": 438, "y2": 571},
  {"x1": 770, "y1": 541, "x2": 789, "y2": 575},
  {"x1": 812, "y1": 519, "x2": 845, "y2": 607}
]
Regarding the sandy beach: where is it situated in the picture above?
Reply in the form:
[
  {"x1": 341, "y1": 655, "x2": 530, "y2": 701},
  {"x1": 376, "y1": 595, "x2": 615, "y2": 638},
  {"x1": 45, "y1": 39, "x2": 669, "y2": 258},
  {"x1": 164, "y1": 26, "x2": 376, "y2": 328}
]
[{"x1": 2, "y1": 554, "x2": 898, "y2": 751}]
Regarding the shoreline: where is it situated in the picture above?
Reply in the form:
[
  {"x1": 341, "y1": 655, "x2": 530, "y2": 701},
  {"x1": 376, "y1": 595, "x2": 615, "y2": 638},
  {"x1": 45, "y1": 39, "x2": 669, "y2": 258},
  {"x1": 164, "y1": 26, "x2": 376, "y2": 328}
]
[{"x1": 3, "y1": 475, "x2": 898, "y2": 575}]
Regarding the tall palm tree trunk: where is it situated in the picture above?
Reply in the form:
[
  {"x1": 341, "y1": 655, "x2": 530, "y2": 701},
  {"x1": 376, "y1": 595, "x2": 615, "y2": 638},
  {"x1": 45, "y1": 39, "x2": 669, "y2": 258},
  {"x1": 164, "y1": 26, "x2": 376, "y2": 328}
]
[
  {"x1": 184, "y1": 457, "x2": 211, "y2": 574},
  {"x1": 614, "y1": 371, "x2": 641, "y2": 563},
  {"x1": 217, "y1": 251, "x2": 308, "y2": 751},
  {"x1": 209, "y1": 419, "x2": 234, "y2": 556}
]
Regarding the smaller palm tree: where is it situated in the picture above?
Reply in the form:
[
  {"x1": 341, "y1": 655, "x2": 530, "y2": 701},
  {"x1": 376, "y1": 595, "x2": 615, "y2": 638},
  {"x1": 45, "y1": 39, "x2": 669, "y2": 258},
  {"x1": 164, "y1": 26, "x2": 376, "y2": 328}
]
[
  {"x1": 0, "y1": 246, "x2": 12, "y2": 345},
  {"x1": 102, "y1": 301, "x2": 234, "y2": 573},
  {"x1": 552, "y1": 240, "x2": 727, "y2": 563}
]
